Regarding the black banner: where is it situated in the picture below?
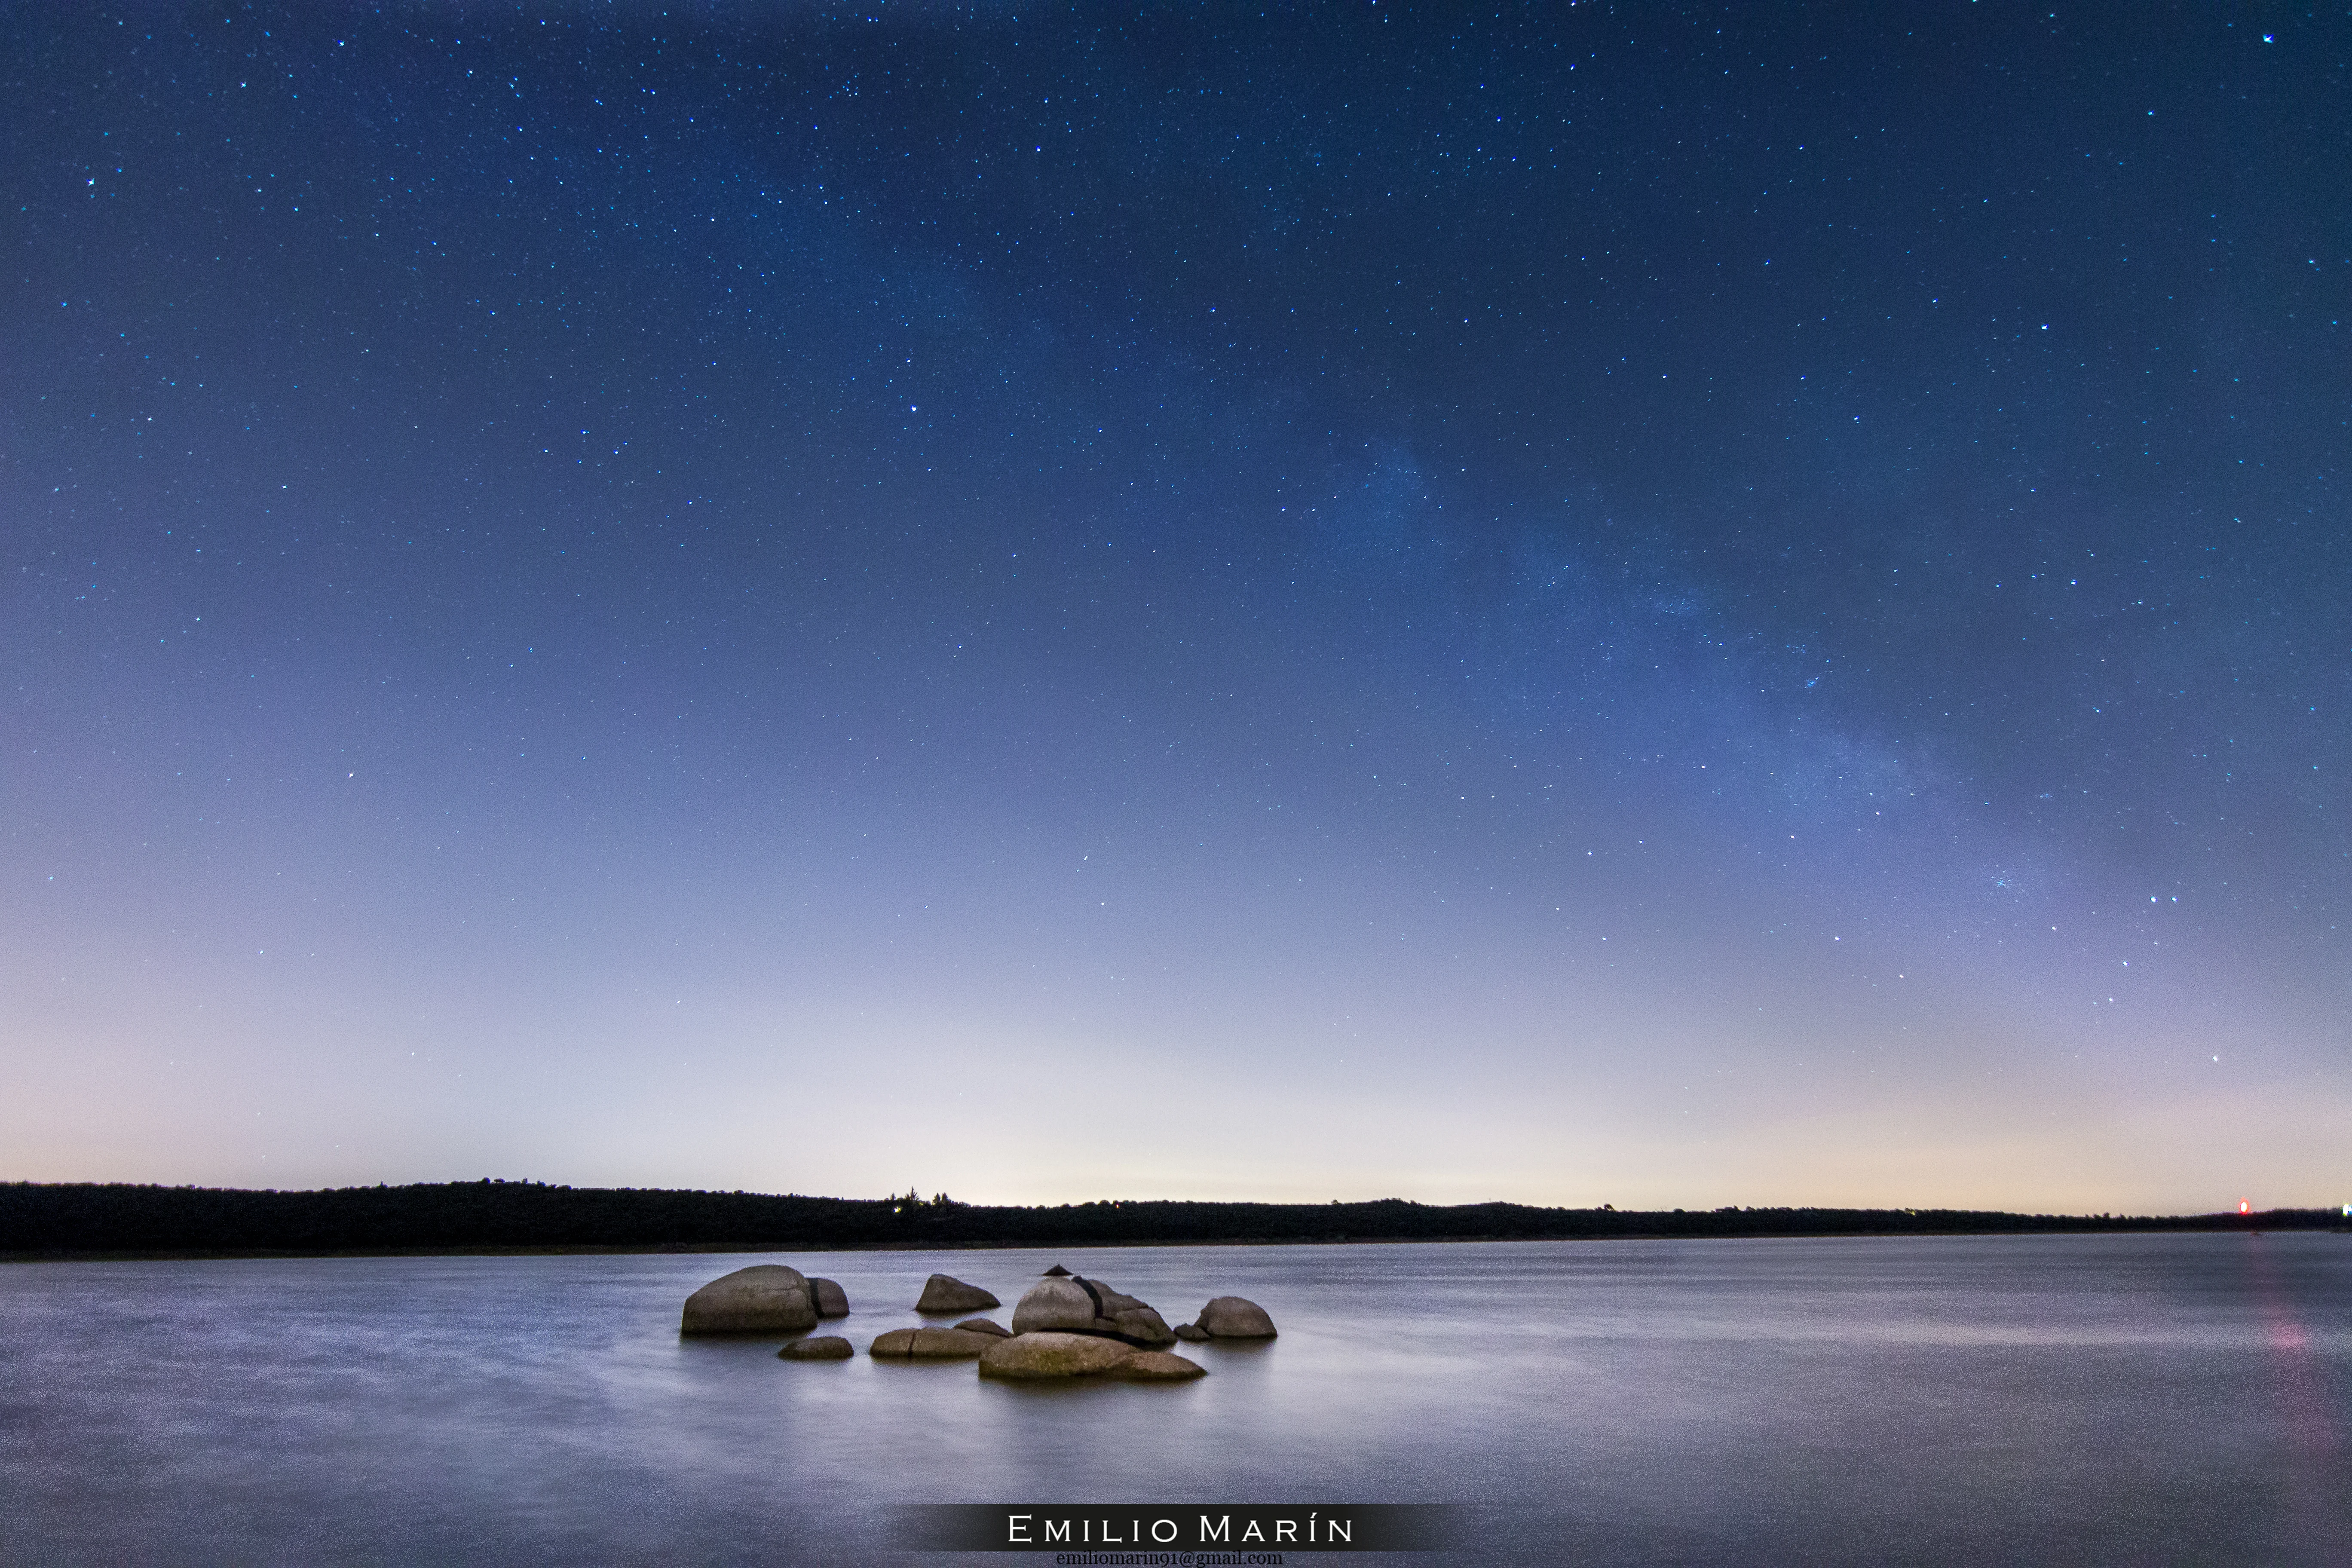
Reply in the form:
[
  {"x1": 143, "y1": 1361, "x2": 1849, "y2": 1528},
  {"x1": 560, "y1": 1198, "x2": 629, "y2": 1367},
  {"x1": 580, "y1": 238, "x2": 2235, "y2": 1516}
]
[{"x1": 894, "y1": 1504, "x2": 1458, "y2": 1553}]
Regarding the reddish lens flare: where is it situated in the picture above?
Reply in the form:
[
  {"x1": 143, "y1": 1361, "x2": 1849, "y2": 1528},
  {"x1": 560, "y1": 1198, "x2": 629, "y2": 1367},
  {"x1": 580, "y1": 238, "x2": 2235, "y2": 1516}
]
[{"x1": 2239, "y1": 1200, "x2": 2251, "y2": 1215}]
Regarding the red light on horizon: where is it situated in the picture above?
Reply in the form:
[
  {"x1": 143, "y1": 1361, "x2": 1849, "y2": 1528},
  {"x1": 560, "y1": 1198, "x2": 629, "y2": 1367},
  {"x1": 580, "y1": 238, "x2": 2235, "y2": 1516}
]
[{"x1": 2239, "y1": 1200, "x2": 2251, "y2": 1215}]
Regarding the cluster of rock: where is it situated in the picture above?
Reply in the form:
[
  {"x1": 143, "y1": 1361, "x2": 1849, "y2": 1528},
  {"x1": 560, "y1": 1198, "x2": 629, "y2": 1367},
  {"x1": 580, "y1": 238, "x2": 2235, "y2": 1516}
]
[
  {"x1": 678, "y1": 1264, "x2": 850, "y2": 1335},
  {"x1": 1008, "y1": 1265, "x2": 1179, "y2": 1346},
  {"x1": 683, "y1": 1264, "x2": 1274, "y2": 1383}
]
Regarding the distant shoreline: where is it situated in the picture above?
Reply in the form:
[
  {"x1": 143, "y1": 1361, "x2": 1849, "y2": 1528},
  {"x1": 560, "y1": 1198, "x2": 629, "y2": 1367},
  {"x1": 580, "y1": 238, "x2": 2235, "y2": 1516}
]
[
  {"x1": 4, "y1": 1181, "x2": 2343, "y2": 1262},
  {"x1": 10, "y1": 1230, "x2": 2351, "y2": 1265}
]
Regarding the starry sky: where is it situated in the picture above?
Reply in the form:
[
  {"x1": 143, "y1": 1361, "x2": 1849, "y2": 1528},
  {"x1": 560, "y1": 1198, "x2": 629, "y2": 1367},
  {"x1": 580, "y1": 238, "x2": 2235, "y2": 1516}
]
[{"x1": 5, "y1": 2, "x2": 2346, "y2": 1211}]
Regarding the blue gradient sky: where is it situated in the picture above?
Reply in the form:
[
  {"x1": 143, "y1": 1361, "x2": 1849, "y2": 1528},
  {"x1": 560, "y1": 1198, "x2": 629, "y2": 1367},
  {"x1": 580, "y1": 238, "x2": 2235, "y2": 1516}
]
[{"x1": 5, "y1": 1, "x2": 2346, "y2": 1209}]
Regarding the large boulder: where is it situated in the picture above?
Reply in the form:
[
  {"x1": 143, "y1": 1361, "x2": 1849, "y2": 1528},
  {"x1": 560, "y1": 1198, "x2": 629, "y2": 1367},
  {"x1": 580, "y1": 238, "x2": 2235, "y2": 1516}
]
[
  {"x1": 870, "y1": 1327, "x2": 1002, "y2": 1360},
  {"x1": 1116, "y1": 1351, "x2": 1207, "y2": 1382},
  {"x1": 778, "y1": 1335, "x2": 853, "y2": 1360},
  {"x1": 954, "y1": 1318, "x2": 1012, "y2": 1338},
  {"x1": 1012, "y1": 1273, "x2": 1178, "y2": 1345},
  {"x1": 1011, "y1": 1275, "x2": 1103, "y2": 1335},
  {"x1": 680, "y1": 1265, "x2": 818, "y2": 1335},
  {"x1": 977, "y1": 1332, "x2": 1137, "y2": 1380},
  {"x1": 809, "y1": 1278, "x2": 850, "y2": 1318},
  {"x1": 1197, "y1": 1296, "x2": 1277, "y2": 1339},
  {"x1": 916, "y1": 1274, "x2": 1000, "y2": 1312}
]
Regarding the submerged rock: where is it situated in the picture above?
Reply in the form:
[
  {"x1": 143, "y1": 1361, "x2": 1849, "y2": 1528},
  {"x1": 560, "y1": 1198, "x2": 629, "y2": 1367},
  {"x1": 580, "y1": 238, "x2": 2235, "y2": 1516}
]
[
  {"x1": 870, "y1": 1327, "x2": 1002, "y2": 1360},
  {"x1": 1197, "y1": 1296, "x2": 1277, "y2": 1339},
  {"x1": 680, "y1": 1265, "x2": 818, "y2": 1335},
  {"x1": 954, "y1": 1318, "x2": 1012, "y2": 1338},
  {"x1": 977, "y1": 1332, "x2": 1136, "y2": 1380},
  {"x1": 778, "y1": 1335, "x2": 853, "y2": 1361},
  {"x1": 915, "y1": 1274, "x2": 1000, "y2": 1312},
  {"x1": 810, "y1": 1278, "x2": 850, "y2": 1318},
  {"x1": 1115, "y1": 1351, "x2": 1207, "y2": 1382}
]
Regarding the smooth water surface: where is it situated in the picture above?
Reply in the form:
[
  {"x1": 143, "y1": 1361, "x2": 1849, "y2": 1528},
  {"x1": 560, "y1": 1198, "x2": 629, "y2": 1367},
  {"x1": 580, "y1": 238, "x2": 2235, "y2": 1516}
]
[{"x1": 3, "y1": 1234, "x2": 2347, "y2": 1565}]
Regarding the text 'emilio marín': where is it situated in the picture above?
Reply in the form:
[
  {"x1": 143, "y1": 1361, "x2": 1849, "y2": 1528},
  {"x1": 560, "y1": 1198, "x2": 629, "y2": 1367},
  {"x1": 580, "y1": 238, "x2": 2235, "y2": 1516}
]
[{"x1": 1008, "y1": 1511, "x2": 1356, "y2": 1546}]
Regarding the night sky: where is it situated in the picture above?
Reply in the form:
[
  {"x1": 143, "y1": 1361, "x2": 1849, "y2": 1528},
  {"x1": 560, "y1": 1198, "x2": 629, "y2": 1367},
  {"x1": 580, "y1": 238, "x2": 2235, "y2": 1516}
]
[{"x1": 6, "y1": 3, "x2": 2346, "y2": 1210}]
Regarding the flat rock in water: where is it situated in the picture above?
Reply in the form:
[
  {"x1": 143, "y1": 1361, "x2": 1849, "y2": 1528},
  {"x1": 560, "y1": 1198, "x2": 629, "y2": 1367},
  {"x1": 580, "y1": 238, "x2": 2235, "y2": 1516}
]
[
  {"x1": 954, "y1": 1318, "x2": 1012, "y2": 1338},
  {"x1": 916, "y1": 1274, "x2": 1001, "y2": 1312},
  {"x1": 778, "y1": 1335, "x2": 853, "y2": 1360},
  {"x1": 810, "y1": 1278, "x2": 850, "y2": 1318},
  {"x1": 1116, "y1": 1351, "x2": 1207, "y2": 1382},
  {"x1": 1197, "y1": 1296, "x2": 1278, "y2": 1339},
  {"x1": 977, "y1": 1332, "x2": 1136, "y2": 1380},
  {"x1": 1011, "y1": 1276, "x2": 1102, "y2": 1335},
  {"x1": 1172, "y1": 1323, "x2": 1208, "y2": 1342},
  {"x1": 681, "y1": 1265, "x2": 818, "y2": 1335},
  {"x1": 870, "y1": 1327, "x2": 1002, "y2": 1360}
]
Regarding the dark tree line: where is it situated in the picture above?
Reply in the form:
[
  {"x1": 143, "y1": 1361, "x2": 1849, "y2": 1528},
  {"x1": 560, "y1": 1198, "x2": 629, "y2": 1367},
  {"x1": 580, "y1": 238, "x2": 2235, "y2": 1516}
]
[{"x1": 2, "y1": 1181, "x2": 2337, "y2": 1257}]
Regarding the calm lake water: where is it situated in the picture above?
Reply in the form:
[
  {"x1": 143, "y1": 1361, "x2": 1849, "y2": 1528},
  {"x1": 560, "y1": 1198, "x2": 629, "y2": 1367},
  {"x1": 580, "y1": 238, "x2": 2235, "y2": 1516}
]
[{"x1": 3, "y1": 1233, "x2": 2347, "y2": 1565}]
